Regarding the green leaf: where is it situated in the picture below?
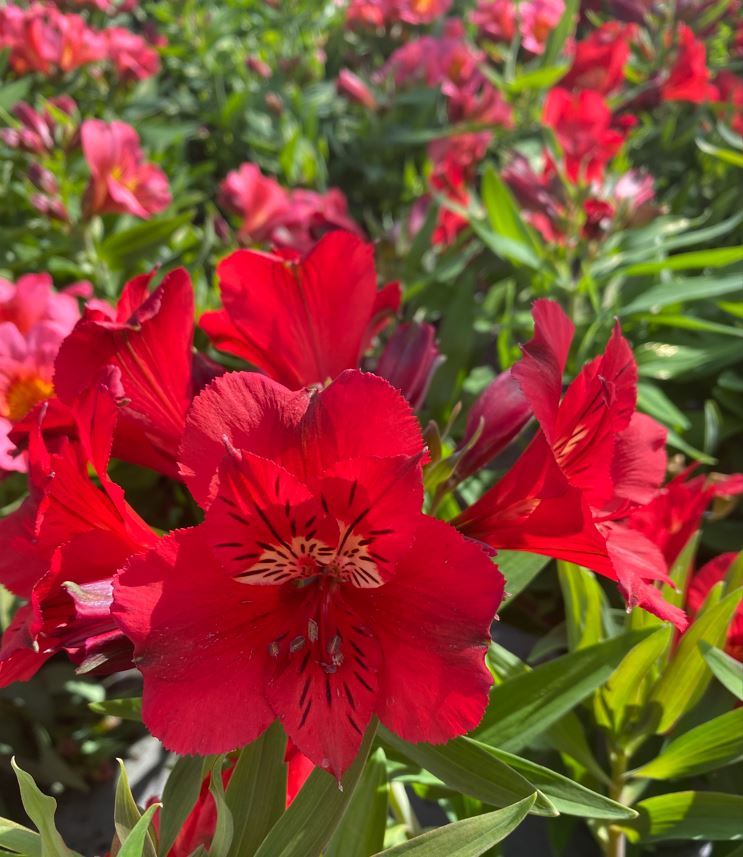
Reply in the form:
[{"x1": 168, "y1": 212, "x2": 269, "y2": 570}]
[
  {"x1": 622, "y1": 792, "x2": 743, "y2": 843},
  {"x1": 380, "y1": 728, "x2": 555, "y2": 816},
  {"x1": 701, "y1": 644, "x2": 743, "y2": 700},
  {"x1": 0, "y1": 78, "x2": 32, "y2": 111},
  {"x1": 370, "y1": 795, "x2": 535, "y2": 856},
  {"x1": 158, "y1": 756, "x2": 211, "y2": 857},
  {"x1": 0, "y1": 818, "x2": 42, "y2": 857},
  {"x1": 505, "y1": 64, "x2": 569, "y2": 94},
  {"x1": 697, "y1": 137, "x2": 743, "y2": 167},
  {"x1": 207, "y1": 759, "x2": 233, "y2": 857},
  {"x1": 558, "y1": 562, "x2": 604, "y2": 650},
  {"x1": 118, "y1": 805, "x2": 160, "y2": 857},
  {"x1": 620, "y1": 271, "x2": 743, "y2": 314},
  {"x1": 637, "y1": 381, "x2": 691, "y2": 431},
  {"x1": 89, "y1": 697, "x2": 143, "y2": 721},
  {"x1": 648, "y1": 588, "x2": 743, "y2": 733},
  {"x1": 326, "y1": 749, "x2": 388, "y2": 857},
  {"x1": 597, "y1": 626, "x2": 673, "y2": 737},
  {"x1": 635, "y1": 341, "x2": 740, "y2": 381},
  {"x1": 114, "y1": 759, "x2": 156, "y2": 857},
  {"x1": 541, "y1": 0, "x2": 578, "y2": 67},
  {"x1": 475, "y1": 631, "x2": 654, "y2": 750},
  {"x1": 11, "y1": 759, "x2": 79, "y2": 857},
  {"x1": 478, "y1": 164, "x2": 542, "y2": 266},
  {"x1": 499, "y1": 552, "x2": 551, "y2": 606},
  {"x1": 225, "y1": 721, "x2": 287, "y2": 857},
  {"x1": 622, "y1": 249, "x2": 743, "y2": 276},
  {"x1": 484, "y1": 746, "x2": 635, "y2": 820},
  {"x1": 252, "y1": 721, "x2": 377, "y2": 857},
  {"x1": 546, "y1": 712, "x2": 610, "y2": 786},
  {"x1": 631, "y1": 709, "x2": 743, "y2": 780},
  {"x1": 98, "y1": 212, "x2": 193, "y2": 268}
]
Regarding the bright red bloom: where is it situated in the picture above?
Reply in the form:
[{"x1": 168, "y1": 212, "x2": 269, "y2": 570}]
[
  {"x1": 582, "y1": 198, "x2": 615, "y2": 239},
  {"x1": 269, "y1": 188, "x2": 363, "y2": 254},
  {"x1": 81, "y1": 120, "x2": 171, "y2": 220},
  {"x1": 376, "y1": 321, "x2": 443, "y2": 410},
  {"x1": 661, "y1": 24, "x2": 716, "y2": 103},
  {"x1": 217, "y1": 164, "x2": 292, "y2": 243},
  {"x1": 519, "y1": 0, "x2": 565, "y2": 54},
  {"x1": 345, "y1": 0, "x2": 451, "y2": 27},
  {"x1": 688, "y1": 554, "x2": 743, "y2": 660},
  {"x1": 471, "y1": 0, "x2": 517, "y2": 42},
  {"x1": 104, "y1": 27, "x2": 160, "y2": 81},
  {"x1": 113, "y1": 370, "x2": 502, "y2": 778},
  {"x1": 201, "y1": 232, "x2": 400, "y2": 390},
  {"x1": 561, "y1": 23, "x2": 636, "y2": 94},
  {"x1": 429, "y1": 163, "x2": 471, "y2": 247},
  {"x1": 502, "y1": 152, "x2": 567, "y2": 243},
  {"x1": 543, "y1": 88, "x2": 625, "y2": 183},
  {"x1": 456, "y1": 300, "x2": 683, "y2": 627},
  {"x1": 55, "y1": 269, "x2": 213, "y2": 478},
  {"x1": 714, "y1": 71, "x2": 743, "y2": 134}
]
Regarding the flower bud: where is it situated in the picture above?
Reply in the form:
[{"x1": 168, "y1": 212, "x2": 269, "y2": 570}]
[
  {"x1": 246, "y1": 56, "x2": 272, "y2": 78},
  {"x1": 337, "y1": 69, "x2": 377, "y2": 109},
  {"x1": 456, "y1": 370, "x2": 532, "y2": 478},
  {"x1": 376, "y1": 322, "x2": 444, "y2": 411},
  {"x1": 28, "y1": 162, "x2": 59, "y2": 195},
  {"x1": 265, "y1": 92, "x2": 284, "y2": 114}
]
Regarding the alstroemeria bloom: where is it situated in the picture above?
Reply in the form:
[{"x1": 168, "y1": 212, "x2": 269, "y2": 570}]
[
  {"x1": 543, "y1": 88, "x2": 625, "y2": 183},
  {"x1": 113, "y1": 370, "x2": 502, "y2": 777},
  {"x1": 104, "y1": 27, "x2": 160, "y2": 81},
  {"x1": 81, "y1": 119, "x2": 171, "y2": 220},
  {"x1": 688, "y1": 554, "x2": 743, "y2": 660},
  {"x1": 561, "y1": 22, "x2": 636, "y2": 94},
  {"x1": 661, "y1": 24, "x2": 717, "y2": 103},
  {"x1": 55, "y1": 269, "x2": 216, "y2": 477},
  {"x1": 200, "y1": 231, "x2": 400, "y2": 390},
  {"x1": 457, "y1": 300, "x2": 683, "y2": 627},
  {"x1": 218, "y1": 164, "x2": 292, "y2": 243},
  {"x1": 376, "y1": 321, "x2": 443, "y2": 410},
  {"x1": 519, "y1": 0, "x2": 565, "y2": 54}
]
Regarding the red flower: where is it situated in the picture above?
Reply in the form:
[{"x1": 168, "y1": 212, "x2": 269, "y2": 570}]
[
  {"x1": 200, "y1": 232, "x2": 400, "y2": 390},
  {"x1": 714, "y1": 70, "x2": 743, "y2": 135},
  {"x1": 661, "y1": 24, "x2": 717, "y2": 103},
  {"x1": 113, "y1": 370, "x2": 502, "y2": 777},
  {"x1": 217, "y1": 164, "x2": 292, "y2": 243},
  {"x1": 543, "y1": 88, "x2": 625, "y2": 183},
  {"x1": 337, "y1": 69, "x2": 377, "y2": 110},
  {"x1": 582, "y1": 198, "x2": 615, "y2": 239},
  {"x1": 81, "y1": 120, "x2": 171, "y2": 219},
  {"x1": 456, "y1": 300, "x2": 684, "y2": 627},
  {"x1": 55, "y1": 269, "x2": 213, "y2": 477},
  {"x1": 688, "y1": 554, "x2": 743, "y2": 660},
  {"x1": 428, "y1": 162, "x2": 471, "y2": 247},
  {"x1": 376, "y1": 321, "x2": 443, "y2": 410},
  {"x1": 104, "y1": 27, "x2": 160, "y2": 81},
  {"x1": 561, "y1": 22, "x2": 637, "y2": 95}
]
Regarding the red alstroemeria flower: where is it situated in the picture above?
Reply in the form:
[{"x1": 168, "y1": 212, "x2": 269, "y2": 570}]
[
  {"x1": 0, "y1": 394, "x2": 157, "y2": 686},
  {"x1": 688, "y1": 554, "x2": 743, "y2": 660},
  {"x1": 661, "y1": 24, "x2": 717, "y2": 104},
  {"x1": 543, "y1": 88, "x2": 625, "y2": 183},
  {"x1": 81, "y1": 119, "x2": 171, "y2": 220},
  {"x1": 218, "y1": 163, "x2": 292, "y2": 243},
  {"x1": 375, "y1": 321, "x2": 443, "y2": 411},
  {"x1": 200, "y1": 231, "x2": 400, "y2": 390},
  {"x1": 104, "y1": 26, "x2": 160, "y2": 81},
  {"x1": 456, "y1": 300, "x2": 683, "y2": 627},
  {"x1": 113, "y1": 370, "x2": 502, "y2": 778},
  {"x1": 337, "y1": 69, "x2": 378, "y2": 109},
  {"x1": 561, "y1": 22, "x2": 637, "y2": 95},
  {"x1": 55, "y1": 269, "x2": 216, "y2": 477}
]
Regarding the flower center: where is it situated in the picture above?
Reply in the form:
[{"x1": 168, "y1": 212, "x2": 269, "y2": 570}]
[{"x1": 4, "y1": 375, "x2": 54, "y2": 421}]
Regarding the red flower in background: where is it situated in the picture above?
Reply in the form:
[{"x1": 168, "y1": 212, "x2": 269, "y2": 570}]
[
  {"x1": 561, "y1": 22, "x2": 636, "y2": 94},
  {"x1": 543, "y1": 88, "x2": 625, "y2": 182},
  {"x1": 201, "y1": 231, "x2": 400, "y2": 389},
  {"x1": 661, "y1": 23, "x2": 717, "y2": 103},
  {"x1": 218, "y1": 163, "x2": 292, "y2": 243},
  {"x1": 55, "y1": 269, "x2": 216, "y2": 477},
  {"x1": 375, "y1": 321, "x2": 443, "y2": 410},
  {"x1": 688, "y1": 554, "x2": 743, "y2": 660},
  {"x1": 346, "y1": 0, "x2": 451, "y2": 27},
  {"x1": 104, "y1": 27, "x2": 160, "y2": 81},
  {"x1": 714, "y1": 71, "x2": 743, "y2": 134},
  {"x1": 456, "y1": 300, "x2": 684, "y2": 627},
  {"x1": 113, "y1": 371, "x2": 502, "y2": 778},
  {"x1": 81, "y1": 120, "x2": 171, "y2": 220},
  {"x1": 337, "y1": 69, "x2": 377, "y2": 110},
  {"x1": 519, "y1": 0, "x2": 565, "y2": 54}
]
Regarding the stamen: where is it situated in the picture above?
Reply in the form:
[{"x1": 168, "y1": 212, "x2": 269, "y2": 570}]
[
  {"x1": 308, "y1": 618, "x2": 319, "y2": 642},
  {"x1": 290, "y1": 635, "x2": 306, "y2": 653}
]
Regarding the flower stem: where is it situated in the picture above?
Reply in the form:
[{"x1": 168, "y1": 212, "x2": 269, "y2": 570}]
[{"x1": 604, "y1": 749, "x2": 628, "y2": 857}]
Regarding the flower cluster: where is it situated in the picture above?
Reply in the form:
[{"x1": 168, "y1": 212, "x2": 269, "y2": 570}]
[
  {"x1": 0, "y1": 2, "x2": 159, "y2": 81},
  {"x1": 2, "y1": 228, "x2": 737, "y2": 784}
]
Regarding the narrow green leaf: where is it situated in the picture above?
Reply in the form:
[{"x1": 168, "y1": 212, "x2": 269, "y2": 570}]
[
  {"x1": 225, "y1": 721, "x2": 287, "y2": 857},
  {"x1": 114, "y1": 759, "x2": 156, "y2": 857},
  {"x1": 118, "y1": 805, "x2": 160, "y2": 857},
  {"x1": 631, "y1": 709, "x2": 743, "y2": 780},
  {"x1": 484, "y1": 746, "x2": 635, "y2": 820},
  {"x1": 475, "y1": 631, "x2": 654, "y2": 750},
  {"x1": 621, "y1": 271, "x2": 743, "y2": 314},
  {"x1": 541, "y1": 0, "x2": 578, "y2": 67},
  {"x1": 701, "y1": 644, "x2": 743, "y2": 700},
  {"x1": 498, "y1": 552, "x2": 551, "y2": 606},
  {"x1": 11, "y1": 759, "x2": 78, "y2": 857},
  {"x1": 252, "y1": 721, "x2": 377, "y2": 857},
  {"x1": 89, "y1": 697, "x2": 143, "y2": 721},
  {"x1": 623, "y1": 248, "x2": 743, "y2": 276},
  {"x1": 371, "y1": 795, "x2": 535, "y2": 856},
  {"x1": 637, "y1": 381, "x2": 691, "y2": 431},
  {"x1": 208, "y1": 759, "x2": 233, "y2": 857},
  {"x1": 546, "y1": 712, "x2": 610, "y2": 786},
  {"x1": 478, "y1": 165, "x2": 542, "y2": 266},
  {"x1": 622, "y1": 792, "x2": 743, "y2": 843},
  {"x1": 158, "y1": 756, "x2": 211, "y2": 857},
  {"x1": 697, "y1": 137, "x2": 743, "y2": 167},
  {"x1": 649, "y1": 589, "x2": 743, "y2": 733},
  {"x1": 380, "y1": 728, "x2": 555, "y2": 816},
  {"x1": 0, "y1": 78, "x2": 32, "y2": 111},
  {"x1": 326, "y1": 749, "x2": 388, "y2": 857},
  {"x1": 99, "y1": 212, "x2": 193, "y2": 268},
  {"x1": 0, "y1": 818, "x2": 42, "y2": 857},
  {"x1": 558, "y1": 562, "x2": 604, "y2": 650}
]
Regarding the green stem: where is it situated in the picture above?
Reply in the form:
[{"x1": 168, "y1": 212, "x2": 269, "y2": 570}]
[{"x1": 604, "y1": 749, "x2": 628, "y2": 857}]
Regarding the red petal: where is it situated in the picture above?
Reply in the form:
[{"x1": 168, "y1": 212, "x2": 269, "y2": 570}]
[
  {"x1": 0, "y1": 605, "x2": 52, "y2": 688},
  {"x1": 687, "y1": 553, "x2": 737, "y2": 614},
  {"x1": 211, "y1": 232, "x2": 386, "y2": 388},
  {"x1": 112, "y1": 528, "x2": 278, "y2": 755},
  {"x1": 347, "y1": 516, "x2": 501, "y2": 743},
  {"x1": 609, "y1": 413, "x2": 667, "y2": 508}
]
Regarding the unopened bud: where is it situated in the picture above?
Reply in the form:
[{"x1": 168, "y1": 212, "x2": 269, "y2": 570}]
[{"x1": 376, "y1": 322, "x2": 443, "y2": 411}]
